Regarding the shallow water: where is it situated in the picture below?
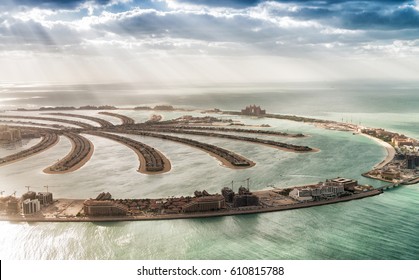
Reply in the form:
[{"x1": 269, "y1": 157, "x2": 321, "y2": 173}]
[{"x1": 0, "y1": 85, "x2": 418, "y2": 260}]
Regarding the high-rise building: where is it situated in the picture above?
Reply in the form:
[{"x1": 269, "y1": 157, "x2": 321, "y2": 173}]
[
  {"x1": 0, "y1": 125, "x2": 22, "y2": 143},
  {"x1": 36, "y1": 192, "x2": 53, "y2": 205},
  {"x1": 407, "y1": 156, "x2": 417, "y2": 169},
  {"x1": 5, "y1": 198, "x2": 19, "y2": 214},
  {"x1": 22, "y1": 199, "x2": 41, "y2": 215}
]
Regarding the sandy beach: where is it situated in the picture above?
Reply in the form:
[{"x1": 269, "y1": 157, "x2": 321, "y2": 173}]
[
  {"x1": 314, "y1": 121, "x2": 395, "y2": 168},
  {"x1": 361, "y1": 133, "x2": 396, "y2": 169},
  {"x1": 137, "y1": 147, "x2": 172, "y2": 174},
  {"x1": 109, "y1": 140, "x2": 172, "y2": 174}
]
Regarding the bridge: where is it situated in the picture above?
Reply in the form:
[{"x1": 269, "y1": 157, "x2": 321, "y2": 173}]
[
  {"x1": 375, "y1": 176, "x2": 419, "y2": 191},
  {"x1": 376, "y1": 183, "x2": 400, "y2": 191}
]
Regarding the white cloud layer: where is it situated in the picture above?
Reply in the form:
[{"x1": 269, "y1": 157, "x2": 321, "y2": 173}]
[{"x1": 0, "y1": 0, "x2": 418, "y2": 84}]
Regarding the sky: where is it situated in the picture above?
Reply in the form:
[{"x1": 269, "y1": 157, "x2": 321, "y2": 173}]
[{"x1": 1, "y1": 0, "x2": 419, "y2": 85}]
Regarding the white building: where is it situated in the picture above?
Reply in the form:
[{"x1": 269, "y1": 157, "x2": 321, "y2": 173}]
[
  {"x1": 22, "y1": 199, "x2": 41, "y2": 215},
  {"x1": 313, "y1": 184, "x2": 345, "y2": 197},
  {"x1": 290, "y1": 184, "x2": 345, "y2": 201},
  {"x1": 289, "y1": 188, "x2": 313, "y2": 202}
]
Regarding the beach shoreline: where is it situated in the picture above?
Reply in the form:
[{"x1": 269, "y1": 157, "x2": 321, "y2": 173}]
[
  {"x1": 137, "y1": 147, "x2": 172, "y2": 174},
  {"x1": 361, "y1": 133, "x2": 396, "y2": 169}
]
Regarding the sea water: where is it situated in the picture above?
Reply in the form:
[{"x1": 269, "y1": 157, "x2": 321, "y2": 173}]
[{"x1": 0, "y1": 83, "x2": 418, "y2": 260}]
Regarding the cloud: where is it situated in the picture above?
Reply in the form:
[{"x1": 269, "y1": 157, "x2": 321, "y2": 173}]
[
  {"x1": 1, "y1": 0, "x2": 419, "y2": 85},
  {"x1": 0, "y1": 0, "x2": 416, "y2": 58},
  {"x1": 174, "y1": 0, "x2": 411, "y2": 8},
  {"x1": 0, "y1": 0, "x2": 113, "y2": 9},
  {"x1": 356, "y1": 39, "x2": 419, "y2": 57},
  {"x1": 342, "y1": 6, "x2": 419, "y2": 29},
  {"x1": 174, "y1": 0, "x2": 261, "y2": 8}
]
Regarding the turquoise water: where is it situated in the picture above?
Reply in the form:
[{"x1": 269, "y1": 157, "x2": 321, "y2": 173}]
[{"x1": 0, "y1": 85, "x2": 418, "y2": 260}]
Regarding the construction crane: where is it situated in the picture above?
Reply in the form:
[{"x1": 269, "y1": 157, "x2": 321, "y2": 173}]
[
  {"x1": 230, "y1": 178, "x2": 252, "y2": 192},
  {"x1": 44, "y1": 185, "x2": 49, "y2": 193}
]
